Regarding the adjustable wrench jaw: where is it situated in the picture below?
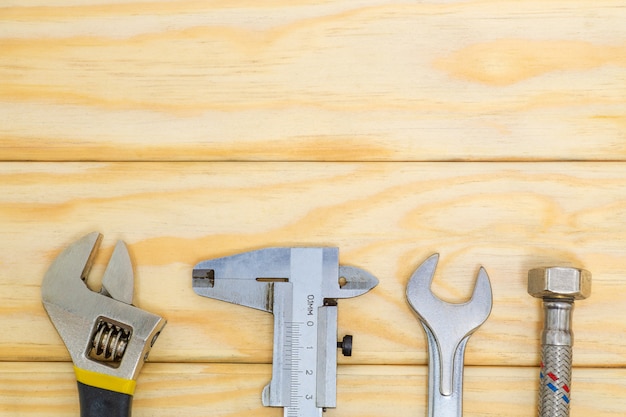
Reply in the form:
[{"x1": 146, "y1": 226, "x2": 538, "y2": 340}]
[
  {"x1": 41, "y1": 232, "x2": 166, "y2": 415},
  {"x1": 192, "y1": 247, "x2": 378, "y2": 417}
]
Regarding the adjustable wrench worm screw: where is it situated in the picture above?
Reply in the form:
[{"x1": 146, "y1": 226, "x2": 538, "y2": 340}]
[{"x1": 528, "y1": 267, "x2": 592, "y2": 417}]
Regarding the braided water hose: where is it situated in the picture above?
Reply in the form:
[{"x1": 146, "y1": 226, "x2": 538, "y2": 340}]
[
  {"x1": 539, "y1": 345, "x2": 572, "y2": 416},
  {"x1": 537, "y1": 300, "x2": 574, "y2": 417},
  {"x1": 528, "y1": 267, "x2": 591, "y2": 417}
]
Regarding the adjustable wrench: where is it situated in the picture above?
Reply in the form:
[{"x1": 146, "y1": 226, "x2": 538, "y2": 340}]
[
  {"x1": 41, "y1": 232, "x2": 166, "y2": 417},
  {"x1": 192, "y1": 247, "x2": 378, "y2": 417},
  {"x1": 406, "y1": 254, "x2": 492, "y2": 417}
]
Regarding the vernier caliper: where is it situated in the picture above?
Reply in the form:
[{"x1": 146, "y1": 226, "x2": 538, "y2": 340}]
[{"x1": 192, "y1": 247, "x2": 378, "y2": 416}]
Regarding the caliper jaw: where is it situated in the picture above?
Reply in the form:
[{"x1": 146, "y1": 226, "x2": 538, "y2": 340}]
[
  {"x1": 41, "y1": 232, "x2": 166, "y2": 417},
  {"x1": 193, "y1": 247, "x2": 378, "y2": 416}
]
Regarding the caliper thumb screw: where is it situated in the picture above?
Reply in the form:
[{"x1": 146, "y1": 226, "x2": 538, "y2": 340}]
[{"x1": 337, "y1": 335, "x2": 353, "y2": 356}]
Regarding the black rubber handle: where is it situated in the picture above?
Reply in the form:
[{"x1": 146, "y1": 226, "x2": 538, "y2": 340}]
[{"x1": 77, "y1": 382, "x2": 133, "y2": 417}]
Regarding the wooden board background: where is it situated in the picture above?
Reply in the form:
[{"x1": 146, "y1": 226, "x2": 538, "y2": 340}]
[{"x1": 1, "y1": 1, "x2": 626, "y2": 415}]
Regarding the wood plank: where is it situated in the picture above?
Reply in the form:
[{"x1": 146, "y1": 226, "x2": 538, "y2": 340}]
[
  {"x1": 1, "y1": 1, "x2": 626, "y2": 161},
  {"x1": 0, "y1": 162, "x2": 623, "y2": 367},
  {"x1": 0, "y1": 362, "x2": 623, "y2": 416}
]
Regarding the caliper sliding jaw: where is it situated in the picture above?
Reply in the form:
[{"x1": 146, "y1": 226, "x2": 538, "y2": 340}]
[{"x1": 192, "y1": 247, "x2": 378, "y2": 417}]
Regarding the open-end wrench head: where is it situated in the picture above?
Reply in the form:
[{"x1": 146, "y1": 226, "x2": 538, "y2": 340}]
[
  {"x1": 406, "y1": 253, "x2": 492, "y2": 331},
  {"x1": 406, "y1": 253, "x2": 492, "y2": 396}
]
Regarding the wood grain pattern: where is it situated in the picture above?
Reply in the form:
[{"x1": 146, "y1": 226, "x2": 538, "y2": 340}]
[
  {"x1": 1, "y1": 1, "x2": 626, "y2": 161},
  {"x1": 2, "y1": 0, "x2": 624, "y2": 414},
  {"x1": 1, "y1": 362, "x2": 624, "y2": 416},
  {"x1": 0, "y1": 162, "x2": 622, "y2": 368}
]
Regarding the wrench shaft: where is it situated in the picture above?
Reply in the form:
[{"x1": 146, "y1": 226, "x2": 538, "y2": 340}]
[{"x1": 423, "y1": 325, "x2": 466, "y2": 417}]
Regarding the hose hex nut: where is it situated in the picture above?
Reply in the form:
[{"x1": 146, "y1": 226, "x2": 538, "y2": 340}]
[{"x1": 528, "y1": 267, "x2": 592, "y2": 300}]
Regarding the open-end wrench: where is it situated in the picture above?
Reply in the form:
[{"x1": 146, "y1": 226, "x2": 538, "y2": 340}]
[
  {"x1": 41, "y1": 232, "x2": 166, "y2": 417},
  {"x1": 192, "y1": 247, "x2": 378, "y2": 417},
  {"x1": 406, "y1": 254, "x2": 492, "y2": 417}
]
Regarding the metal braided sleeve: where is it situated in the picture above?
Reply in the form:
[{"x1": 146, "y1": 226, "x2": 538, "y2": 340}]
[{"x1": 539, "y1": 345, "x2": 572, "y2": 417}]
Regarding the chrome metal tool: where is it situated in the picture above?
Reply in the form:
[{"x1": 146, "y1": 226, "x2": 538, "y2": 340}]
[
  {"x1": 406, "y1": 254, "x2": 492, "y2": 417},
  {"x1": 42, "y1": 232, "x2": 166, "y2": 417},
  {"x1": 192, "y1": 247, "x2": 378, "y2": 417}
]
